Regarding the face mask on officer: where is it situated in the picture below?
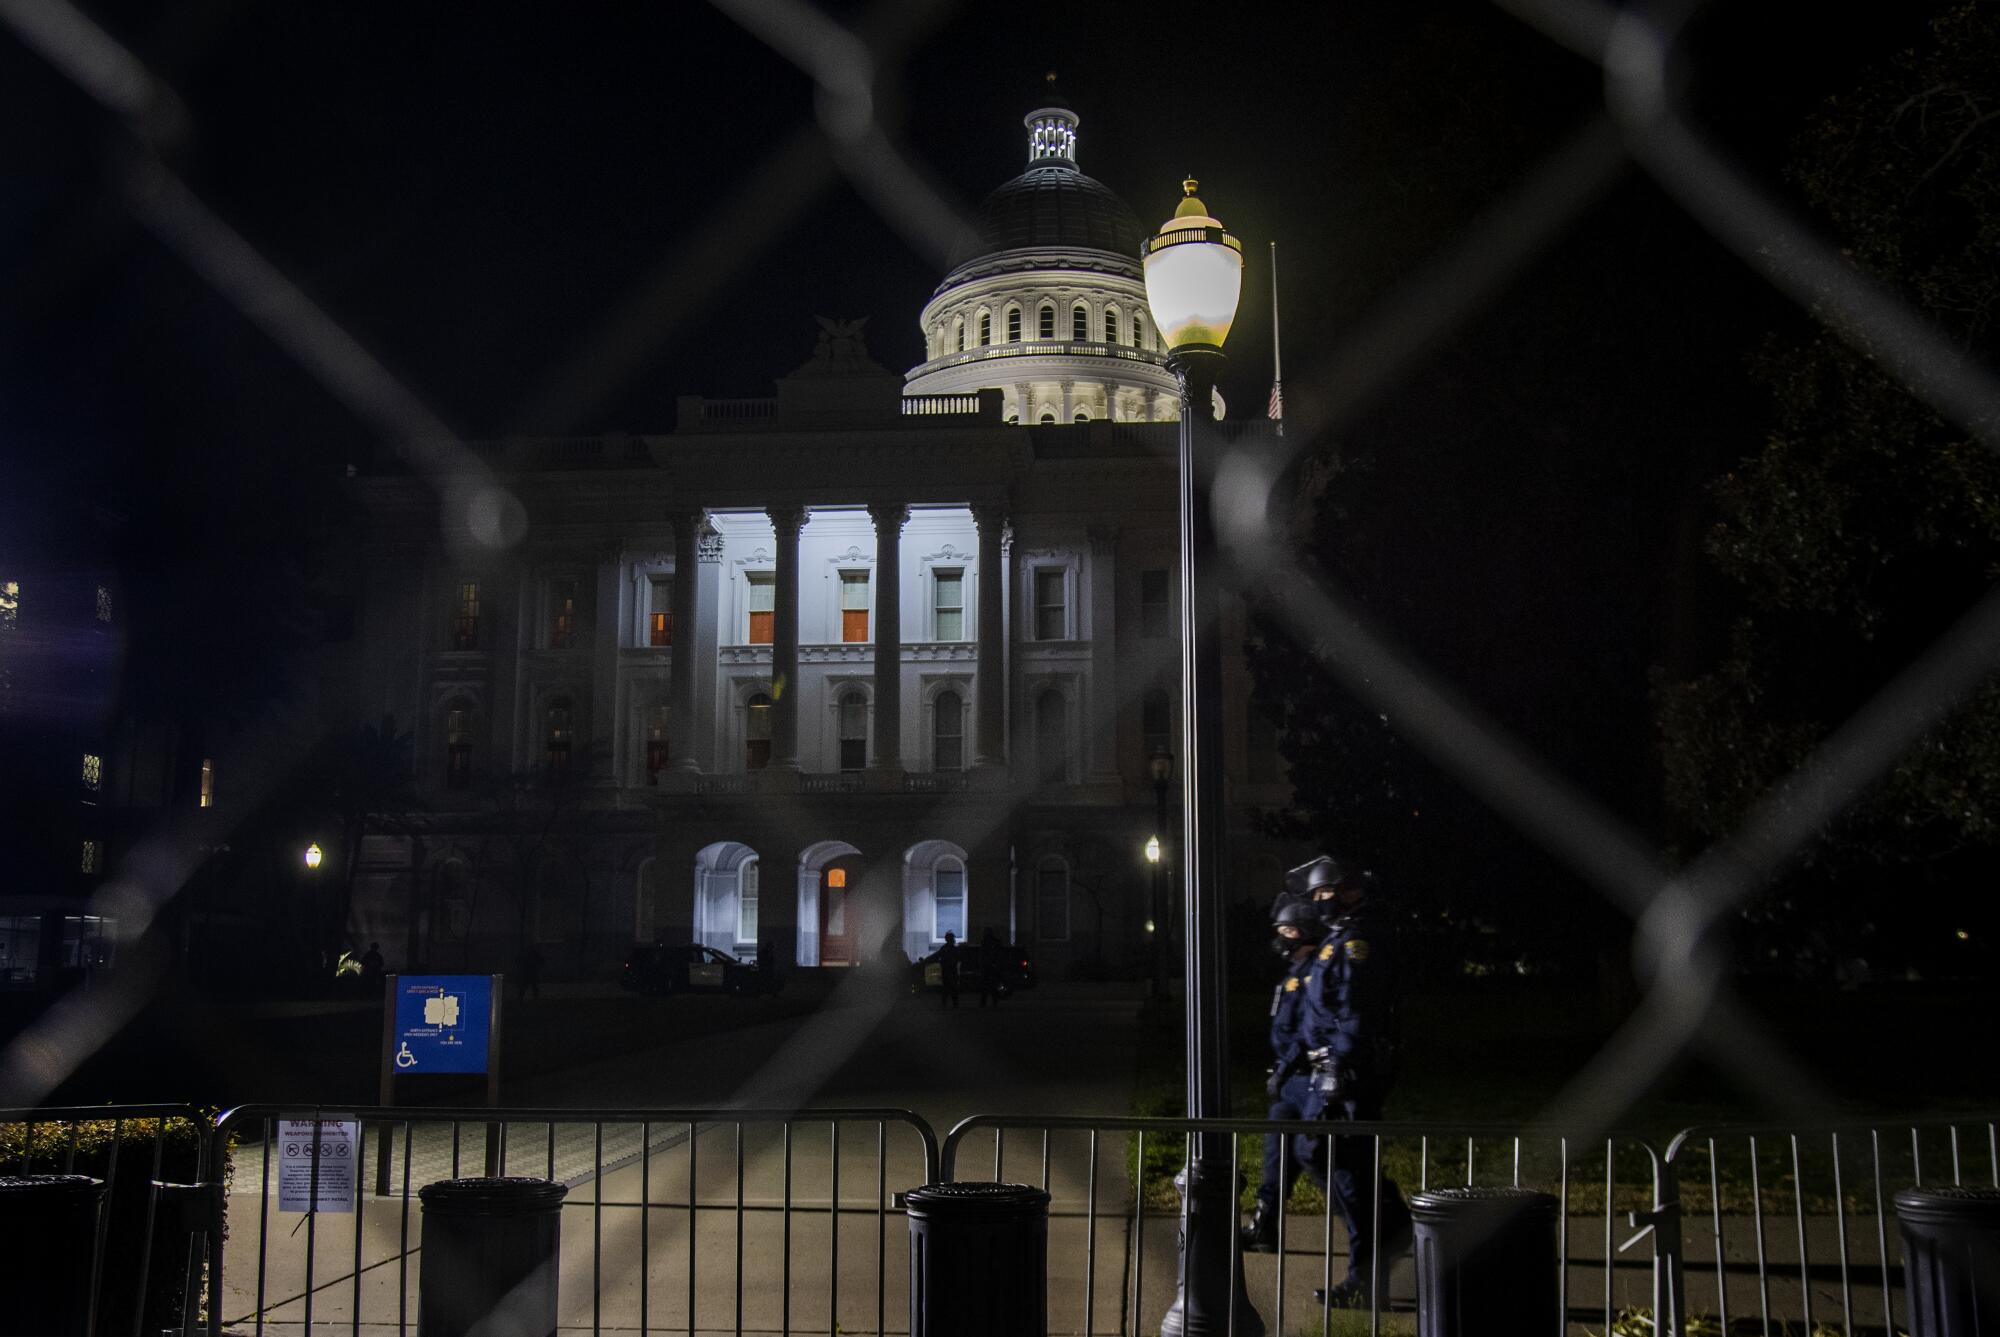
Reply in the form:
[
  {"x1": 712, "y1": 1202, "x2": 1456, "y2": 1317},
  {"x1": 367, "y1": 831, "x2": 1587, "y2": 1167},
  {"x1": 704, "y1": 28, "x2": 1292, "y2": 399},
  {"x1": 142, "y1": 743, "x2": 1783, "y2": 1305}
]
[{"x1": 1270, "y1": 902, "x2": 1319, "y2": 957}]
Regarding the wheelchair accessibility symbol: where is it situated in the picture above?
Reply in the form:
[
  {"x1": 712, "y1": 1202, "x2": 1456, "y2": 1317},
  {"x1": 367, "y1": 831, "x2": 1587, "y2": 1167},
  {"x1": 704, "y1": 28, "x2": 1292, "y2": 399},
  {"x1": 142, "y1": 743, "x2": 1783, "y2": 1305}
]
[{"x1": 395, "y1": 1042, "x2": 417, "y2": 1069}]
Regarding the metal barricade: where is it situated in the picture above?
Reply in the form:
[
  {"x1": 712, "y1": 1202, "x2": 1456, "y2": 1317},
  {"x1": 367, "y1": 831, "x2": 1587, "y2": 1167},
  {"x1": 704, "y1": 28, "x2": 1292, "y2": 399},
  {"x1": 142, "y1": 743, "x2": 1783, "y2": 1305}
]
[
  {"x1": 939, "y1": 1113, "x2": 1667, "y2": 1337},
  {"x1": 0, "y1": 1103, "x2": 216, "y2": 1337},
  {"x1": 1662, "y1": 1114, "x2": 2000, "y2": 1337},
  {"x1": 208, "y1": 1103, "x2": 938, "y2": 1337}
]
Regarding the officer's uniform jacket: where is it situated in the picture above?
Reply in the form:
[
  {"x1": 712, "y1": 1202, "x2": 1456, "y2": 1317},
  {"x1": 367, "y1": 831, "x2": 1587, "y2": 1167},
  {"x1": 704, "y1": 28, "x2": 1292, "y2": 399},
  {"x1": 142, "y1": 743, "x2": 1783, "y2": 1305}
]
[
  {"x1": 1268, "y1": 949, "x2": 1315, "y2": 1075},
  {"x1": 1301, "y1": 903, "x2": 1396, "y2": 1080}
]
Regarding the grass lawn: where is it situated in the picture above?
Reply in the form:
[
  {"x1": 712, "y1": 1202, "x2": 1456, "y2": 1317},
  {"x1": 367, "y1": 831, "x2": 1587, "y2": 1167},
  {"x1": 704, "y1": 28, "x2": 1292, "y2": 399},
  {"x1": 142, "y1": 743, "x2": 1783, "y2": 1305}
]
[{"x1": 1128, "y1": 978, "x2": 2000, "y2": 1215}]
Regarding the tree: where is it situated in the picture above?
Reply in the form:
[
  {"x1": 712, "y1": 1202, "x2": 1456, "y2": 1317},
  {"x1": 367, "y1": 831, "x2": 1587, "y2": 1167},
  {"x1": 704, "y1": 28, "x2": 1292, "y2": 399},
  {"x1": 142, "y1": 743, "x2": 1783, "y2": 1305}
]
[{"x1": 1656, "y1": 2, "x2": 2000, "y2": 968}]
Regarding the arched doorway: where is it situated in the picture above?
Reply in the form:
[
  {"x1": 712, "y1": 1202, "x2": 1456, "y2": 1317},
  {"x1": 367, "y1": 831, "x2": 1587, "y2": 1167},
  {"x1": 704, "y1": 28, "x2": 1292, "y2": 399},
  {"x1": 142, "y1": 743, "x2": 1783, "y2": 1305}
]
[
  {"x1": 797, "y1": 840, "x2": 863, "y2": 967},
  {"x1": 692, "y1": 842, "x2": 759, "y2": 957},
  {"x1": 903, "y1": 839, "x2": 971, "y2": 963}
]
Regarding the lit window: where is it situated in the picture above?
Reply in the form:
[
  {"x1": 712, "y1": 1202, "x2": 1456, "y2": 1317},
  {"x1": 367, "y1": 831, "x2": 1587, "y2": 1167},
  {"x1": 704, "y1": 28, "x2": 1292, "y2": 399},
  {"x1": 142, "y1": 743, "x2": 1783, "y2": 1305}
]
[
  {"x1": 979, "y1": 312, "x2": 992, "y2": 346},
  {"x1": 82, "y1": 753, "x2": 102, "y2": 791},
  {"x1": 1038, "y1": 305, "x2": 1055, "y2": 340},
  {"x1": 649, "y1": 576, "x2": 674, "y2": 646},
  {"x1": 95, "y1": 585, "x2": 112, "y2": 623},
  {"x1": 61, "y1": 914, "x2": 116, "y2": 970},
  {"x1": 826, "y1": 867, "x2": 847, "y2": 889},
  {"x1": 0, "y1": 914, "x2": 42, "y2": 984},
  {"x1": 80, "y1": 840, "x2": 103, "y2": 874},
  {"x1": 745, "y1": 692, "x2": 773, "y2": 770},
  {"x1": 933, "y1": 569, "x2": 964, "y2": 640},
  {"x1": 445, "y1": 705, "x2": 473, "y2": 790},
  {"x1": 453, "y1": 582, "x2": 480, "y2": 650},
  {"x1": 0, "y1": 580, "x2": 17, "y2": 630},
  {"x1": 1140, "y1": 569, "x2": 1170, "y2": 638},
  {"x1": 738, "y1": 859, "x2": 759, "y2": 944},
  {"x1": 545, "y1": 698, "x2": 573, "y2": 778},
  {"x1": 1007, "y1": 308, "x2": 1022, "y2": 342},
  {"x1": 839, "y1": 691, "x2": 867, "y2": 771},
  {"x1": 1072, "y1": 306, "x2": 1089, "y2": 341},
  {"x1": 198, "y1": 758, "x2": 214, "y2": 807},
  {"x1": 747, "y1": 573, "x2": 775, "y2": 645},
  {"x1": 1034, "y1": 569, "x2": 1066, "y2": 640},
  {"x1": 646, "y1": 705, "x2": 671, "y2": 784},
  {"x1": 549, "y1": 580, "x2": 578, "y2": 649},
  {"x1": 934, "y1": 691, "x2": 964, "y2": 771},
  {"x1": 933, "y1": 860, "x2": 966, "y2": 941},
  {"x1": 1103, "y1": 309, "x2": 1118, "y2": 343},
  {"x1": 1037, "y1": 857, "x2": 1070, "y2": 941},
  {"x1": 840, "y1": 570, "x2": 869, "y2": 643}
]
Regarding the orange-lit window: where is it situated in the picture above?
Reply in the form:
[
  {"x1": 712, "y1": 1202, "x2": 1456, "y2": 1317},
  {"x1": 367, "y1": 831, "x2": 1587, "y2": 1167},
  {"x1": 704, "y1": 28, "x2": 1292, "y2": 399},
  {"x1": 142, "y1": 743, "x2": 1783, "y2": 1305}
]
[
  {"x1": 649, "y1": 577, "x2": 673, "y2": 646},
  {"x1": 826, "y1": 867, "x2": 847, "y2": 889},
  {"x1": 840, "y1": 571, "x2": 869, "y2": 643},
  {"x1": 452, "y1": 582, "x2": 480, "y2": 650},
  {"x1": 549, "y1": 580, "x2": 578, "y2": 649},
  {"x1": 545, "y1": 698, "x2": 573, "y2": 778},
  {"x1": 747, "y1": 573, "x2": 775, "y2": 645}
]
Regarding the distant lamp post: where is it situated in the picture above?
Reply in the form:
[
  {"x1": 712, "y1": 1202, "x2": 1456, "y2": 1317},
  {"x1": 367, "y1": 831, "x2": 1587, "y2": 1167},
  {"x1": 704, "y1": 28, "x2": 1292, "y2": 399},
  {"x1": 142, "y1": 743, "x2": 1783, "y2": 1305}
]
[
  {"x1": 1144, "y1": 835, "x2": 1162, "y2": 864},
  {"x1": 304, "y1": 842, "x2": 324, "y2": 871},
  {"x1": 1143, "y1": 179, "x2": 1256, "y2": 1337}
]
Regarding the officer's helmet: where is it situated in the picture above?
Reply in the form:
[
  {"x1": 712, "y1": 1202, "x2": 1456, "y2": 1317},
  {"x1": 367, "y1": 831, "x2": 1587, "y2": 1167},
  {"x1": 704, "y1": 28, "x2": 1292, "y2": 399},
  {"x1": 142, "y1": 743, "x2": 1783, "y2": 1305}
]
[{"x1": 1272, "y1": 900, "x2": 1321, "y2": 931}]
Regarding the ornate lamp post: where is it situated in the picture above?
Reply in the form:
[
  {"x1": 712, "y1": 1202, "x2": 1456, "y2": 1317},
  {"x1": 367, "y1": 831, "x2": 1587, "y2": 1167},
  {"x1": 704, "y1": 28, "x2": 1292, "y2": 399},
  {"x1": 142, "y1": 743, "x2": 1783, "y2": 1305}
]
[{"x1": 1143, "y1": 181, "x2": 1259, "y2": 1337}]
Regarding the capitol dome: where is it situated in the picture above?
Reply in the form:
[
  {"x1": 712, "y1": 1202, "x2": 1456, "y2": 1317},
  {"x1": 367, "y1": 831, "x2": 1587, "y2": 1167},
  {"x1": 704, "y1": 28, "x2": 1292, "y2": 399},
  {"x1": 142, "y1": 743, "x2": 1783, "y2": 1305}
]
[{"x1": 904, "y1": 91, "x2": 1178, "y2": 426}]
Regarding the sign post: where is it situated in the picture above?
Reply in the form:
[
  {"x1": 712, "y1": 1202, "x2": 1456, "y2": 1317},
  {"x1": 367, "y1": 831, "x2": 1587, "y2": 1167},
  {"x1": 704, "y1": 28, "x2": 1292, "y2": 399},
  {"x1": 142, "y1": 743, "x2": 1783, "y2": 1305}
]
[{"x1": 376, "y1": 973, "x2": 504, "y2": 1192}]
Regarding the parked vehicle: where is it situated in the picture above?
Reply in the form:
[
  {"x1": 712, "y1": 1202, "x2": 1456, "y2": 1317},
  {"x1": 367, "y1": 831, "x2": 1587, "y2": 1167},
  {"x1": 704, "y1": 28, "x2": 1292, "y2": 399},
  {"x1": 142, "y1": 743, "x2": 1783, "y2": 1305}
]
[{"x1": 621, "y1": 943, "x2": 780, "y2": 997}]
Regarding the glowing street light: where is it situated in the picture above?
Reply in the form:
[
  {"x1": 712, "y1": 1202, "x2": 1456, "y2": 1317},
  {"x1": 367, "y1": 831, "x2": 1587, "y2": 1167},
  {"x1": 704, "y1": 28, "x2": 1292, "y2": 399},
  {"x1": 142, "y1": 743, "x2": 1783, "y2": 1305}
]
[
  {"x1": 1143, "y1": 179, "x2": 1256, "y2": 1337},
  {"x1": 1145, "y1": 835, "x2": 1162, "y2": 864},
  {"x1": 304, "y1": 842, "x2": 323, "y2": 871}
]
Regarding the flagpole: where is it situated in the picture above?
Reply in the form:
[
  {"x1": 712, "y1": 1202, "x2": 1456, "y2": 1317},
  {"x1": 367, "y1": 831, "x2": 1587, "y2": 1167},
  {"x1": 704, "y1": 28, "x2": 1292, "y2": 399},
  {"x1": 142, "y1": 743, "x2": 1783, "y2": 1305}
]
[{"x1": 1268, "y1": 241, "x2": 1284, "y2": 435}]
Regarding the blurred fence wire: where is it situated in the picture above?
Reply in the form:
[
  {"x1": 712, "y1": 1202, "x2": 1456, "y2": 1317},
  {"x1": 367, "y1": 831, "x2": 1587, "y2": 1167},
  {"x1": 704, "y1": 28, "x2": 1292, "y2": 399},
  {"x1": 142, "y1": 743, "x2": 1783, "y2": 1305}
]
[{"x1": 2, "y1": 0, "x2": 1996, "y2": 1157}]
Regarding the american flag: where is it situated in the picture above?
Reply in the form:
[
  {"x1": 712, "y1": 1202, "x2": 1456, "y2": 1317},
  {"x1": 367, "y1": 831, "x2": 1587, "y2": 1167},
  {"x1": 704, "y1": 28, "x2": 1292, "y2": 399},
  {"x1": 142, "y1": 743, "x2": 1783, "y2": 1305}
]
[{"x1": 1267, "y1": 381, "x2": 1283, "y2": 423}]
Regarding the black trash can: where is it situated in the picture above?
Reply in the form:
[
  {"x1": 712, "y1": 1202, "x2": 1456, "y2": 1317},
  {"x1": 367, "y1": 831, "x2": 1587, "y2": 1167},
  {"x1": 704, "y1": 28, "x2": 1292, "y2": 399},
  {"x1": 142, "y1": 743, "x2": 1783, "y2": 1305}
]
[
  {"x1": 0, "y1": 1175, "x2": 107, "y2": 1337},
  {"x1": 1896, "y1": 1185, "x2": 2000, "y2": 1337},
  {"x1": 906, "y1": 1181, "x2": 1051, "y2": 1337},
  {"x1": 418, "y1": 1176, "x2": 567, "y2": 1337},
  {"x1": 1409, "y1": 1187, "x2": 1560, "y2": 1337}
]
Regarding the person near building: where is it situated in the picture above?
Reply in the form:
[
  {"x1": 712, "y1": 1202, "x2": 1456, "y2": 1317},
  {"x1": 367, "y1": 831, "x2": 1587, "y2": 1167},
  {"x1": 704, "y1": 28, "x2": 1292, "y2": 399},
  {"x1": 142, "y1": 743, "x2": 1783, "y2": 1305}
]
[
  {"x1": 923, "y1": 931, "x2": 963, "y2": 1009},
  {"x1": 1240, "y1": 896, "x2": 1325, "y2": 1252},
  {"x1": 359, "y1": 941, "x2": 385, "y2": 980},
  {"x1": 1295, "y1": 865, "x2": 1413, "y2": 1306}
]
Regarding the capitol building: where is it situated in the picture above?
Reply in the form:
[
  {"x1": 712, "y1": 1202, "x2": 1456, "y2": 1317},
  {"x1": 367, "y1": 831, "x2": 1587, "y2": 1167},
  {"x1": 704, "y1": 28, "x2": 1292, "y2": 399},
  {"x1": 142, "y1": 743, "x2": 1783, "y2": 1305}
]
[{"x1": 318, "y1": 92, "x2": 1298, "y2": 980}]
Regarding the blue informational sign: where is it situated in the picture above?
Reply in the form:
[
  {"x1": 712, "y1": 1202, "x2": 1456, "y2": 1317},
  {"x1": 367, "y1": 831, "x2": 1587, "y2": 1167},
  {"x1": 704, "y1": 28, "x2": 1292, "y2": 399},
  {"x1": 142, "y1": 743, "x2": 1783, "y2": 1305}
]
[{"x1": 391, "y1": 975, "x2": 493, "y2": 1074}]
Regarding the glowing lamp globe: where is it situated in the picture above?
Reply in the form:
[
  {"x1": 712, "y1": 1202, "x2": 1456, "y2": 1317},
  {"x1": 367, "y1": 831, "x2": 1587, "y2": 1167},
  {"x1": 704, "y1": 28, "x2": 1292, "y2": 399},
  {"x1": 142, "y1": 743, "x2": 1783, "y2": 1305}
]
[
  {"x1": 304, "y1": 842, "x2": 323, "y2": 870},
  {"x1": 1141, "y1": 179, "x2": 1243, "y2": 353},
  {"x1": 1145, "y1": 835, "x2": 1163, "y2": 864}
]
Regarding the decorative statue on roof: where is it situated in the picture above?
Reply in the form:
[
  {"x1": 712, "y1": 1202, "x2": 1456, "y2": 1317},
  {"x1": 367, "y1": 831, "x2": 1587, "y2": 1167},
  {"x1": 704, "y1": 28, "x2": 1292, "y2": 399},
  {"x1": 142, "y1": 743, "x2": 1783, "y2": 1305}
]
[{"x1": 810, "y1": 316, "x2": 874, "y2": 370}]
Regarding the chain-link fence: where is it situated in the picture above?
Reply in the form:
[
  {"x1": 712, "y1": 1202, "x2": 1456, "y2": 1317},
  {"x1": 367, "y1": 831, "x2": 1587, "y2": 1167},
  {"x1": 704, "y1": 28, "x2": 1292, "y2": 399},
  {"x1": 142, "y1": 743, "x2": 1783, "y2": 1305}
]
[{"x1": 4, "y1": 0, "x2": 1998, "y2": 1326}]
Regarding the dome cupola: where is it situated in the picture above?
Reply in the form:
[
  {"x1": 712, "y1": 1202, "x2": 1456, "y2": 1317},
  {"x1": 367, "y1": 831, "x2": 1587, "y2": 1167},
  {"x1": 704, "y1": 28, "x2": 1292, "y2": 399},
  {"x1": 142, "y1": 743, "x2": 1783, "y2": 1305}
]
[{"x1": 904, "y1": 83, "x2": 1178, "y2": 427}]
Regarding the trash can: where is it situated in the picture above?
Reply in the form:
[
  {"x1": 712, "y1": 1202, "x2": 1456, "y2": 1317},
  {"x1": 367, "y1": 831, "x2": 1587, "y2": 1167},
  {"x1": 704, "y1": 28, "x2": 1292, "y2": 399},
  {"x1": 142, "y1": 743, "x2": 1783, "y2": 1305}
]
[
  {"x1": 906, "y1": 1181, "x2": 1050, "y2": 1337},
  {"x1": 1896, "y1": 1185, "x2": 2000, "y2": 1337},
  {"x1": 0, "y1": 1175, "x2": 107, "y2": 1337},
  {"x1": 1409, "y1": 1187, "x2": 1560, "y2": 1337},
  {"x1": 418, "y1": 1176, "x2": 567, "y2": 1337}
]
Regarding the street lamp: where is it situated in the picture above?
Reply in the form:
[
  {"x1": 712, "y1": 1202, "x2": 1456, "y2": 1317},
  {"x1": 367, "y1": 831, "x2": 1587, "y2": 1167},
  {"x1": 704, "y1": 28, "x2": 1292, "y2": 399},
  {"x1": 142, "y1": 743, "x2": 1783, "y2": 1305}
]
[
  {"x1": 1146, "y1": 745, "x2": 1174, "y2": 997},
  {"x1": 1143, "y1": 181, "x2": 1256, "y2": 1337},
  {"x1": 303, "y1": 842, "x2": 323, "y2": 871}
]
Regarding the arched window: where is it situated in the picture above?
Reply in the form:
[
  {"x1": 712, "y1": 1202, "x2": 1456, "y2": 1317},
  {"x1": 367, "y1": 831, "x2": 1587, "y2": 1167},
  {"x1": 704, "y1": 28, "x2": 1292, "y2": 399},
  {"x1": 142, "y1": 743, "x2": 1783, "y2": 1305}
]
[
  {"x1": 933, "y1": 855, "x2": 967, "y2": 941},
  {"x1": 934, "y1": 691, "x2": 964, "y2": 771},
  {"x1": 1131, "y1": 312, "x2": 1143, "y2": 347},
  {"x1": 1039, "y1": 411, "x2": 1056, "y2": 425},
  {"x1": 954, "y1": 316, "x2": 965, "y2": 353},
  {"x1": 1072, "y1": 305, "x2": 1089, "y2": 341},
  {"x1": 745, "y1": 693, "x2": 773, "y2": 771},
  {"x1": 1036, "y1": 689, "x2": 1067, "y2": 784},
  {"x1": 1104, "y1": 307, "x2": 1119, "y2": 343},
  {"x1": 1007, "y1": 307, "x2": 1022, "y2": 342},
  {"x1": 738, "y1": 858, "x2": 760, "y2": 945},
  {"x1": 979, "y1": 312, "x2": 992, "y2": 346},
  {"x1": 545, "y1": 697, "x2": 574, "y2": 778},
  {"x1": 839, "y1": 690, "x2": 867, "y2": 771},
  {"x1": 645, "y1": 704, "x2": 671, "y2": 784},
  {"x1": 444, "y1": 699, "x2": 473, "y2": 790},
  {"x1": 1038, "y1": 304, "x2": 1055, "y2": 340},
  {"x1": 1074, "y1": 410, "x2": 1090, "y2": 423},
  {"x1": 1036, "y1": 856, "x2": 1071, "y2": 941}
]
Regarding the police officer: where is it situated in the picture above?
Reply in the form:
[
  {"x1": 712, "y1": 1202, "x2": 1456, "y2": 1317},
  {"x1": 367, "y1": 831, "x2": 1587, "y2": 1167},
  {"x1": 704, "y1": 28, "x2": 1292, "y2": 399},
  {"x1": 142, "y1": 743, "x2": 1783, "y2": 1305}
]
[
  {"x1": 1295, "y1": 867, "x2": 1413, "y2": 1306},
  {"x1": 1240, "y1": 895, "x2": 1326, "y2": 1251}
]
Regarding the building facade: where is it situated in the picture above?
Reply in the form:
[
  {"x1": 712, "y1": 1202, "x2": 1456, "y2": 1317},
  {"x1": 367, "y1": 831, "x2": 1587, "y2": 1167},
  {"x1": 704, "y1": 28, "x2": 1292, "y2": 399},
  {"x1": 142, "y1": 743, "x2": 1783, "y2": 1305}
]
[{"x1": 316, "y1": 96, "x2": 1299, "y2": 981}]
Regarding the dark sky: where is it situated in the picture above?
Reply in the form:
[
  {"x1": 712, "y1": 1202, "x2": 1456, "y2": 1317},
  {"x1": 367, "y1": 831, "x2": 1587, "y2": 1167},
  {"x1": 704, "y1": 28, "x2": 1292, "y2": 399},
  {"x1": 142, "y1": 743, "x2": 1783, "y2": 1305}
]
[{"x1": 0, "y1": 0, "x2": 1935, "y2": 838}]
